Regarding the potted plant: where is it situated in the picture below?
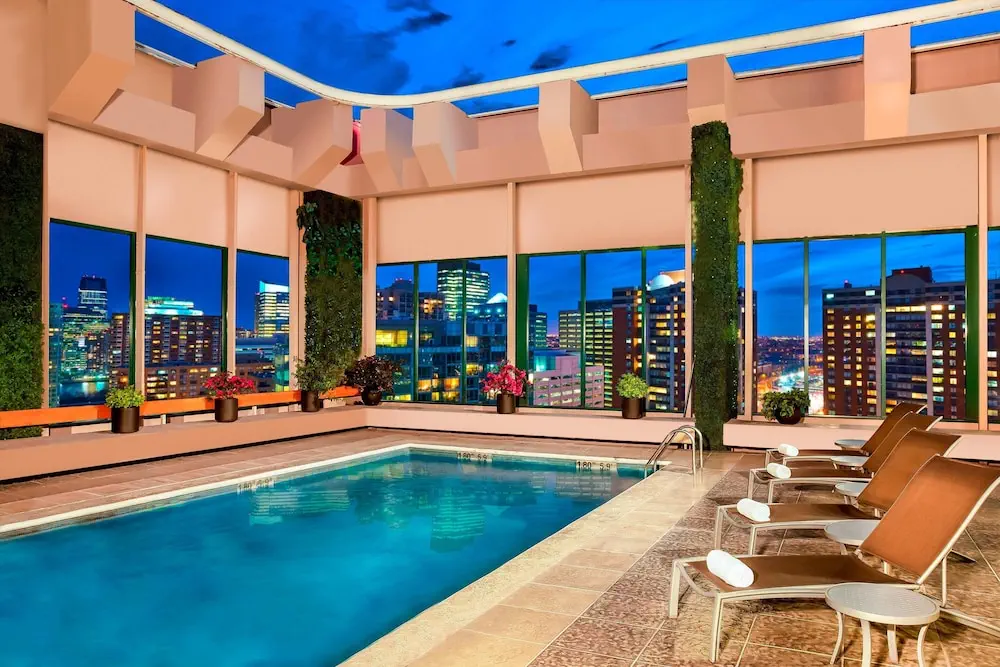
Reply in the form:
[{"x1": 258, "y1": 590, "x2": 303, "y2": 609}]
[
  {"x1": 295, "y1": 357, "x2": 336, "y2": 413},
  {"x1": 345, "y1": 355, "x2": 399, "y2": 406},
  {"x1": 105, "y1": 386, "x2": 145, "y2": 434},
  {"x1": 204, "y1": 371, "x2": 255, "y2": 423},
  {"x1": 616, "y1": 373, "x2": 648, "y2": 419},
  {"x1": 761, "y1": 389, "x2": 810, "y2": 425},
  {"x1": 481, "y1": 361, "x2": 528, "y2": 415}
]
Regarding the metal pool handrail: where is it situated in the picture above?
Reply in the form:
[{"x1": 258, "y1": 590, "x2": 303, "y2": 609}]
[{"x1": 644, "y1": 425, "x2": 705, "y2": 477}]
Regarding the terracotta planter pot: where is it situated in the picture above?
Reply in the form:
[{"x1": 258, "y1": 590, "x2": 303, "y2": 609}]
[
  {"x1": 111, "y1": 406, "x2": 141, "y2": 434},
  {"x1": 300, "y1": 390, "x2": 322, "y2": 413},
  {"x1": 215, "y1": 397, "x2": 239, "y2": 423},
  {"x1": 776, "y1": 408, "x2": 804, "y2": 425},
  {"x1": 496, "y1": 393, "x2": 517, "y2": 415},
  {"x1": 361, "y1": 389, "x2": 383, "y2": 406},
  {"x1": 621, "y1": 397, "x2": 644, "y2": 420}
]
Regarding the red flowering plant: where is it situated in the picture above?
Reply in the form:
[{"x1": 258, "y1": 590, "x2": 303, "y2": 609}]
[
  {"x1": 203, "y1": 371, "x2": 255, "y2": 400},
  {"x1": 481, "y1": 361, "x2": 528, "y2": 398}
]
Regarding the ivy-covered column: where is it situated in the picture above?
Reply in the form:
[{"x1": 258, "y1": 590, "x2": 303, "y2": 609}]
[
  {"x1": 297, "y1": 191, "x2": 363, "y2": 381},
  {"x1": 0, "y1": 125, "x2": 43, "y2": 439},
  {"x1": 691, "y1": 121, "x2": 743, "y2": 450}
]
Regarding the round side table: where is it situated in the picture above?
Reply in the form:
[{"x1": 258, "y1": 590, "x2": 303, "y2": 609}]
[
  {"x1": 835, "y1": 438, "x2": 867, "y2": 451},
  {"x1": 832, "y1": 455, "x2": 869, "y2": 468},
  {"x1": 824, "y1": 519, "x2": 878, "y2": 553},
  {"x1": 825, "y1": 583, "x2": 939, "y2": 667},
  {"x1": 834, "y1": 481, "x2": 869, "y2": 501}
]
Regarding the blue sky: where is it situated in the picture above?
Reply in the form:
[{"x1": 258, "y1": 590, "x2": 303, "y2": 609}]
[{"x1": 134, "y1": 1, "x2": 1000, "y2": 113}]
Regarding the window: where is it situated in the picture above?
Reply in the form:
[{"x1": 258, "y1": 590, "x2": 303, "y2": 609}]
[
  {"x1": 48, "y1": 222, "x2": 134, "y2": 406},
  {"x1": 144, "y1": 237, "x2": 224, "y2": 400},
  {"x1": 526, "y1": 254, "x2": 586, "y2": 407},
  {"x1": 416, "y1": 262, "x2": 461, "y2": 402},
  {"x1": 886, "y1": 232, "x2": 967, "y2": 421},
  {"x1": 375, "y1": 258, "x2": 507, "y2": 404},
  {"x1": 235, "y1": 252, "x2": 289, "y2": 393},
  {"x1": 465, "y1": 258, "x2": 508, "y2": 404},
  {"x1": 754, "y1": 241, "x2": 805, "y2": 412},
  {"x1": 585, "y1": 250, "x2": 642, "y2": 408},
  {"x1": 808, "y1": 237, "x2": 881, "y2": 416},
  {"x1": 645, "y1": 247, "x2": 686, "y2": 412},
  {"x1": 375, "y1": 264, "x2": 415, "y2": 401}
]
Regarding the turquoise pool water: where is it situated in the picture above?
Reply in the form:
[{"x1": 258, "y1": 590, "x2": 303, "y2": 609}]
[{"x1": 0, "y1": 451, "x2": 641, "y2": 667}]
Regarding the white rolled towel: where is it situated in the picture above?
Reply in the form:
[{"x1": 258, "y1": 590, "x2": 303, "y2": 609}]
[
  {"x1": 777, "y1": 443, "x2": 799, "y2": 457},
  {"x1": 706, "y1": 549, "x2": 755, "y2": 588},
  {"x1": 766, "y1": 462, "x2": 792, "y2": 479},
  {"x1": 736, "y1": 498, "x2": 771, "y2": 522}
]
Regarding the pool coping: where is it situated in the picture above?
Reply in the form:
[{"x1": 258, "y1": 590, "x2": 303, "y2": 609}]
[{"x1": 0, "y1": 442, "x2": 661, "y2": 538}]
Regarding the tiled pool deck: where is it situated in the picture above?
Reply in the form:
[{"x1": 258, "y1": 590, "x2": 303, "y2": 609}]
[{"x1": 1, "y1": 428, "x2": 999, "y2": 666}]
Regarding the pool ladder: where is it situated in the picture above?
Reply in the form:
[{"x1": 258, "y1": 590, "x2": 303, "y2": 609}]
[{"x1": 643, "y1": 426, "x2": 705, "y2": 477}]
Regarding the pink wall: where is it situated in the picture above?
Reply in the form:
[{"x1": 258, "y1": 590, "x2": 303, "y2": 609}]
[
  {"x1": 237, "y1": 176, "x2": 291, "y2": 256},
  {"x1": 516, "y1": 169, "x2": 687, "y2": 253},
  {"x1": 0, "y1": 0, "x2": 45, "y2": 133},
  {"x1": 377, "y1": 186, "x2": 508, "y2": 263},
  {"x1": 754, "y1": 138, "x2": 978, "y2": 239},
  {"x1": 144, "y1": 150, "x2": 229, "y2": 247}
]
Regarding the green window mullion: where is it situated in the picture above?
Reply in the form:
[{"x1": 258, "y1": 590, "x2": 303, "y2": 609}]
[
  {"x1": 221, "y1": 246, "x2": 229, "y2": 372},
  {"x1": 641, "y1": 249, "x2": 648, "y2": 391},
  {"x1": 515, "y1": 255, "x2": 529, "y2": 373},
  {"x1": 803, "y1": 240, "x2": 809, "y2": 393},
  {"x1": 129, "y1": 231, "x2": 137, "y2": 388},
  {"x1": 966, "y1": 226, "x2": 980, "y2": 422},
  {"x1": 412, "y1": 262, "x2": 419, "y2": 402}
]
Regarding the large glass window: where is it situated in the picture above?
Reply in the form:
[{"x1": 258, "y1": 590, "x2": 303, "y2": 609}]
[
  {"x1": 886, "y1": 232, "x2": 967, "y2": 421},
  {"x1": 416, "y1": 261, "x2": 462, "y2": 402},
  {"x1": 645, "y1": 247, "x2": 686, "y2": 412},
  {"x1": 375, "y1": 264, "x2": 415, "y2": 401},
  {"x1": 144, "y1": 237, "x2": 224, "y2": 400},
  {"x1": 48, "y1": 222, "x2": 134, "y2": 406},
  {"x1": 808, "y1": 237, "x2": 881, "y2": 417},
  {"x1": 235, "y1": 252, "x2": 289, "y2": 393},
  {"x1": 526, "y1": 254, "x2": 586, "y2": 407},
  {"x1": 754, "y1": 241, "x2": 806, "y2": 412},
  {"x1": 585, "y1": 250, "x2": 642, "y2": 408},
  {"x1": 465, "y1": 258, "x2": 508, "y2": 404}
]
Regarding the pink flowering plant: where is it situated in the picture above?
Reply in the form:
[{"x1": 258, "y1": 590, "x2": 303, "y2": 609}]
[
  {"x1": 481, "y1": 361, "x2": 528, "y2": 398},
  {"x1": 203, "y1": 371, "x2": 255, "y2": 399}
]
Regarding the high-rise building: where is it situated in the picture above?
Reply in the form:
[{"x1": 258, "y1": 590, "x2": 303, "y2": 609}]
[
  {"x1": 529, "y1": 305, "x2": 547, "y2": 351},
  {"x1": 376, "y1": 278, "x2": 415, "y2": 319},
  {"x1": 144, "y1": 296, "x2": 222, "y2": 399},
  {"x1": 109, "y1": 312, "x2": 131, "y2": 372},
  {"x1": 437, "y1": 261, "x2": 489, "y2": 317},
  {"x1": 77, "y1": 276, "x2": 108, "y2": 316},
  {"x1": 822, "y1": 267, "x2": 968, "y2": 420},
  {"x1": 61, "y1": 305, "x2": 109, "y2": 378},
  {"x1": 48, "y1": 302, "x2": 63, "y2": 406},
  {"x1": 530, "y1": 351, "x2": 604, "y2": 408},
  {"x1": 646, "y1": 272, "x2": 687, "y2": 411},
  {"x1": 254, "y1": 281, "x2": 289, "y2": 337}
]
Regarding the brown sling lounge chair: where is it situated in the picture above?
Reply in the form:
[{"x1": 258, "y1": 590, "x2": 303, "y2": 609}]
[
  {"x1": 764, "y1": 401, "x2": 925, "y2": 466},
  {"x1": 748, "y1": 412, "x2": 940, "y2": 502},
  {"x1": 716, "y1": 429, "x2": 959, "y2": 553},
  {"x1": 670, "y1": 456, "x2": 1000, "y2": 663}
]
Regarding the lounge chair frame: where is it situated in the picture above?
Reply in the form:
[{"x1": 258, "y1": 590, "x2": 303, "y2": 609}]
[{"x1": 670, "y1": 458, "x2": 1000, "y2": 663}]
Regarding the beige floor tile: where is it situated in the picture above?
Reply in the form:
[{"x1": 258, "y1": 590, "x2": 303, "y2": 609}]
[
  {"x1": 466, "y1": 605, "x2": 576, "y2": 644},
  {"x1": 502, "y1": 583, "x2": 602, "y2": 615},
  {"x1": 562, "y1": 549, "x2": 640, "y2": 571},
  {"x1": 533, "y1": 564, "x2": 622, "y2": 592},
  {"x1": 409, "y1": 630, "x2": 544, "y2": 667}
]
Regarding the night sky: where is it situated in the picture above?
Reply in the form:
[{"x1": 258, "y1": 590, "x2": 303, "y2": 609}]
[
  {"x1": 133, "y1": 1, "x2": 1000, "y2": 114},
  {"x1": 50, "y1": 223, "x2": 289, "y2": 331}
]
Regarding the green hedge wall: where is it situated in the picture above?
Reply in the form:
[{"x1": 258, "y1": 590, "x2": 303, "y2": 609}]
[
  {"x1": 691, "y1": 121, "x2": 743, "y2": 450},
  {"x1": 0, "y1": 124, "x2": 43, "y2": 439},
  {"x1": 298, "y1": 191, "x2": 363, "y2": 381}
]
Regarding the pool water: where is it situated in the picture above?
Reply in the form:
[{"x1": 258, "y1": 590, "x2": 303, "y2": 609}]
[{"x1": 0, "y1": 451, "x2": 641, "y2": 667}]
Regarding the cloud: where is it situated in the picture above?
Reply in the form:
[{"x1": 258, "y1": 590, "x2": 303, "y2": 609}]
[
  {"x1": 530, "y1": 45, "x2": 571, "y2": 71},
  {"x1": 386, "y1": 0, "x2": 435, "y2": 10},
  {"x1": 451, "y1": 66, "x2": 485, "y2": 88},
  {"x1": 401, "y1": 10, "x2": 452, "y2": 33}
]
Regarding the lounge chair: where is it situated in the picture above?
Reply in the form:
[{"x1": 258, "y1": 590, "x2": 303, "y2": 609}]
[
  {"x1": 716, "y1": 429, "x2": 959, "y2": 553},
  {"x1": 748, "y1": 412, "x2": 940, "y2": 502},
  {"x1": 764, "y1": 401, "x2": 925, "y2": 466},
  {"x1": 670, "y1": 456, "x2": 1000, "y2": 662}
]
